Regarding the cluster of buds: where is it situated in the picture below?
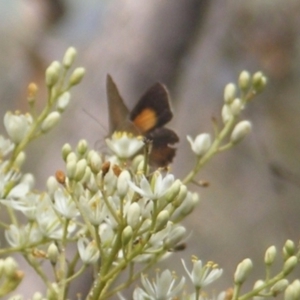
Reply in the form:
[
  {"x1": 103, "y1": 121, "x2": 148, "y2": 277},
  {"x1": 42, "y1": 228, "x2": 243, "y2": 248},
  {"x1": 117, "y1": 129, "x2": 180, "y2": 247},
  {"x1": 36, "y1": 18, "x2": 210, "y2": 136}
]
[{"x1": 0, "y1": 48, "x2": 299, "y2": 300}]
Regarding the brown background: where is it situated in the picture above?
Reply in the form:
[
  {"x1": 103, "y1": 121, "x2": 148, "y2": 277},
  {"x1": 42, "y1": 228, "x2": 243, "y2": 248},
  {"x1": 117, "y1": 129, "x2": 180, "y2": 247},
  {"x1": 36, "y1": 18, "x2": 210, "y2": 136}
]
[{"x1": 0, "y1": 0, "x2": 300, "y2": 298}]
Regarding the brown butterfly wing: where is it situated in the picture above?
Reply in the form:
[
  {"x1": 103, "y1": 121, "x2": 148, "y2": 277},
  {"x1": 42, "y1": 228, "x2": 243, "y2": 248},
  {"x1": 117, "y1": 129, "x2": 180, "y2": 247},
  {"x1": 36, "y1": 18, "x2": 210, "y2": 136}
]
[
  {"x1": 130, "y1": 83, "x2": 173, "y2": 133},
  {"x1": 106, "y1": 74, "x2": 136, "y2": 134},
  {"x1": 147, "y1": 128, "x2": 179, "y2": 167}
]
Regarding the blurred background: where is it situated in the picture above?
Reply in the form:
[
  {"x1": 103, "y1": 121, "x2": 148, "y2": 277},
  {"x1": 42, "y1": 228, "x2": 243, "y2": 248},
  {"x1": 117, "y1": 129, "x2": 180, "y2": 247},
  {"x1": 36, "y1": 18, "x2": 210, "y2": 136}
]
[{"x1": 0, "y1": 0, "x2": 300, "y2": 298}]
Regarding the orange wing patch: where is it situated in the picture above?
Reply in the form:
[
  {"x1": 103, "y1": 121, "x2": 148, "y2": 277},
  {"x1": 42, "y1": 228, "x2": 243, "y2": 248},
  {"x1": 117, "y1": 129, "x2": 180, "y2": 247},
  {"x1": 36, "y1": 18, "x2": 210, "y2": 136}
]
[{"x1": 132, "y1": 108, "x2": 157, "y2": 133}]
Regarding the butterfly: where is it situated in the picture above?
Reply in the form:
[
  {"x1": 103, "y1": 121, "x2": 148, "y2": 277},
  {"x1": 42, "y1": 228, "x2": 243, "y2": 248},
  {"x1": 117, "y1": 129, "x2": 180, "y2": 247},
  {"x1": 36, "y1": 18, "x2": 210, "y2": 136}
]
[{"x1": 106, "y1": 74, "x2": 179, "y2": 167}]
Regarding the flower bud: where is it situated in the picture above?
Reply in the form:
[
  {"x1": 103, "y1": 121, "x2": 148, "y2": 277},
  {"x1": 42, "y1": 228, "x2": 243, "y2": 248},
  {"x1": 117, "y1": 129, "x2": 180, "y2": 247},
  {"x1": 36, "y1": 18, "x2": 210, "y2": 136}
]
[
  {"x1": 27, "y1": 82, "x2": 38, "y2": 104},
  {"x1": 63, "y1": 47, "x2": 77, "y2": 68},
  {"x1": 173, "y1": 184, "x2": 188, "y2": 208},
  {"x1": 66, "y1": 160, "x2": 76, "y2": 180},
  {"x1": 154, "y1": 210, "x2": 169, "y2": 232},
  {"x1": 122, "y1": 226, "x2": 133, "y2": 246},
  {"x1": 221, "y1": 104, "x2": 232, "y2": 124},
  {"x1": 32, "y1": 292, "x2": 44, "y2": 300},
  {"x1": 284, "y1": 280, "x2": 300, "y2": 300},
  {"x1": 47, "y1": 243, "x2": 59, "y2": 264},
  {"x1": 164, "y1": 226, "x2": 186, "y2": 249},
  {"x1": 230, "y1": 121, "x2": 252, "y2": 144},
  {"x1": 74, "y1": 159, "x2": 87, "y2": 181},
  {"x1": 283, "y1": 240, "x2": 295, "y2": 259},
  {"x1": 253, "y1": 280, "x2": 265, "y2": 300},
  {"x1": 41, "y1": 112, "x2": 61, "y2": 133},
  {"x1": 45, "y1": 61, "x2": 61, "y2": 87},
  {"x1": 88, "y1": 151, "x2": 102, "y2": 174},
  {"x1": 127, "y1": 202, "x2": 141, "y2": 228},
  {"x1": 271, "y1": 279, "x2": 289, "y2": 297},
  {"x1": 224, "y1": 83, "x2": 236, "y2": 104},
  {"x1": 187, "y1": 133, "x2": 211, "y2": 156},
  {"x1": 57, "y1": 92, "x2": 71, "y2": 112},
  {"x1": 77, "y1": 139, "x2": 88, "y2": 155},
  {"x1": 3, "y1": 257, "x2": 18, "y2": 278},
  {"x1": 69, "y1": 67, "x2": 85, "y2": 86},
  {"x1": 283, "y1": 256, "x2": 297, "y2": 276},
  {"x1": 264, "y1": 245, "x2": 276, "y2": 266},
  {"x1": 163, "y1": 179, "x2": 181, "y2": 203},
  {"x1": 234, "y1": 258, "x2": 253, "y2": 285},
  {"x1": 66, "y1": 152, "x2": 77, "y2": 163},
  {"x1": 252, "y1": 72, "x2": 267, "y2": 93},
  {"x1": 47, "y1": 176, "x2": 59, "y2": 194},
  {"x1": 131, "y1": 155, "x2": 145, "y2": 172},
  {"x1": 230, "y1": 98, "x2": 243, "y2": 116},
  {"x1": 238, "y1": 71, "x2": 251, "y2": 91},
  {"x1": 62, "y1": 143, "x2": 72, "y2": 161},
  {"x1": 117, "y1": 170, "x2": 131, "y2": 197},
  {"x1": 15, "y1": 151, "x2": 26, "y2": 168}
]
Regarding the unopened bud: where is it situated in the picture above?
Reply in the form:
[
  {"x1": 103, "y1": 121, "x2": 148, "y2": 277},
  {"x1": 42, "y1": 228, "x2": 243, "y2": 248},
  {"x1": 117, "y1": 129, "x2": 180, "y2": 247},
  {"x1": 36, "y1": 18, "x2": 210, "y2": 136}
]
[
  {"x1": 122, "y1": 226, "x2": 133, "y2": 246},
  {"x1": 41, "y1": 112, "x2": 61, "y2": 132},
  {"x1": 117, "y1": 170, "x2": 131, "y2": 197},
  {"x1": 164, "y1": 226, "x2": 186, "y2": 249},
  {"x1": 15, "y1": 151, "x2": 26, "y2": 168},
  {"x1": 264, "y1": 245, "x2": 277, "y2": 266},
  {"x1": 230, "y1": 98, "x2": 243, "y2": 116},
  {"x1": 283, "y1": 256, "x2": 297, "y2": 276},
  {"x1": 66, "y1": 160, "x2": 76, "y2": 180},
  {"x1": 45, "y1": 61, "x2": 61, "y2": 87},
  {"x1": 63, "y1": 47, "x2": 77, "y2": 68},
  {"x1": 57, "y1": 92, "x2": 71, "y2": 112},
  {"x1": 69, "y1": 67, "x2": 85, "y2": 86},
  {"x1": 283, "y1": 240, "x2": 295, "y2": 260},
  {"x1": 47, "y1": 176, "x2": 59, "y2": 194},
  {"x1": 32, "y1": 292, "x2": 44, "y2": 300},
  {"x1": 284, "y1": 280, "x2": 300, "y2": 300},
  {"x1": 253, "y1": 280, "x2": 265, "y2": 300},
  {"x1": 238, "y1": 71, "x2": 251, "y2": 91},
  {"x1": 230, "y1": 120, "x2": 252, "y2": 144},
  {"x1": 234, "y1": 258, "x2": 253, "y2": 285},
  {"x1": 27, "y1": 82, "x2": 38, "y2": 104},
  {"x1": 77, "y1": 139, "x2": 88, "y2": 155},
  {"x1": 74, "y1": 159, "x2": 87, "y2": 181},
  {"x1": 224, "y1": 83, "x2": 236, "y2": 104},
  {"x1": 163, "y1": 179, "x2": 181, "y2": 203},
  {"x1": 62, "y1": 143, "x2": 72, "y2": 161},
  {"x1": 271, "y1": 279, "x2": 289, "y2": 297},
  {"x1": 154, "y1": 210, "x2": 169, "y2": 232},
  {"x1": 88, "y1": 151, "x2": 102, "y2": 174},
  {"x1": 3, "y1": 257, "x2": 18, "y2": 278},
  {"x1": 172, "y1": 184, "x2": 188, "y2": 208},
  {"x1": 126, "y1": 202, "x2": 141, "y2": 228},
  {"x1": 47, "y1": 243, "x2": 59, "y2": 264},
  {"x1": 222, "y1": 104, "x2": 233, "y2": 124},
  {"x1": 252, "y1": 72, "x2": 267, "y2": 93}
]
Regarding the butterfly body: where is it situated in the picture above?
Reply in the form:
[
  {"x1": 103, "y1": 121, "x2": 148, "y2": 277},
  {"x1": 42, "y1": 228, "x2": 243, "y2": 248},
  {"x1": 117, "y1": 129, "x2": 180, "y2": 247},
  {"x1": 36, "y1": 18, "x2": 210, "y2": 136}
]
[{"x1": 106, "y1": 74, "x2": 179, "y2": 166}]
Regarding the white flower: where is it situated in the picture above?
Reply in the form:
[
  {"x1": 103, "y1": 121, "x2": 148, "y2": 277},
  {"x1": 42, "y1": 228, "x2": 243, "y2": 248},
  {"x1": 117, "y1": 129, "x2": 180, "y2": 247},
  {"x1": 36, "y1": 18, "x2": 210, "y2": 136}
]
[
  {"x1": 79, "y1": 191, "x2": 108, "y2": 225},
  {"x1": 187, "y1": 133, "x2": 211, "y2": 156},
  {"x1": 4, "y1": 112, "x2": 33, "y2": 144},
  {"x1": 77, "y1": 237, "x2": 100, "y2": 264},
  {"x1": 53, "y1": 188, "x2": 79, "y2": 219},
  {"x1": 182, "y1": 259, "x2": 223, "y2": 289},
  {"x1": 128, "y1": 173, "x2": 174, "y2": 200},
  {"x1": 5, "y1": 224, "x2": 42, "y2": 248},
  {"x1": 106, "y1": 132, "x2": 144, "y2": 159},
  {"x1": 36, "y1": 197, "x2": 76, "y2": 239},
  {"x1": 0, "y1": 135, "x2": 14, "y2": 157},
  {"x1": 133, "y1": 270, "x2": 185, "y2": 300}
]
